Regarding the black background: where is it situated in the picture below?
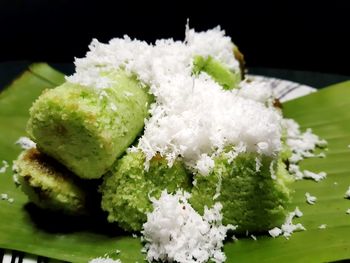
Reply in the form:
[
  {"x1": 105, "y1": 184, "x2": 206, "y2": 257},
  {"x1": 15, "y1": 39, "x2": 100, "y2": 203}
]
[{"x1": 0, "y1": 1, "x2": 349, "y2": 76}]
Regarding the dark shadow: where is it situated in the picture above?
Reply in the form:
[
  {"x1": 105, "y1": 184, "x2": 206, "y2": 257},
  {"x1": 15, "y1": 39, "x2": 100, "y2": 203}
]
[{"x1": 23, "y1": 202, "x2": 126, "y2": 237}]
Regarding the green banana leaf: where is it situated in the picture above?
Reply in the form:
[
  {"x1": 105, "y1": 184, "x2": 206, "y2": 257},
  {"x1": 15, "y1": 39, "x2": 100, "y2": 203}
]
[{"x1": 0, "y1": 64, "x2": 349, "y2": 263}]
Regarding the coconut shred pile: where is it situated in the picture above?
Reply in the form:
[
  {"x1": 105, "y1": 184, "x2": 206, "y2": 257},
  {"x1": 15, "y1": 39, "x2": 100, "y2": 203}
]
[
  {"x1": 142, "y1": 190, "x2": 235, "y2": 263},
  {"x1": 68, "y1": 26, "x2": 282, "y2": 174},
  {"x1": 67, "y1": 25, "x2": 326, "y2": 262}
]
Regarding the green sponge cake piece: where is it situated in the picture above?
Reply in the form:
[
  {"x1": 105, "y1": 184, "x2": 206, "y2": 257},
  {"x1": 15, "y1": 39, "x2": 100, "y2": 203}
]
[
  {"x1": 27, "y1": 70, "x2": 153, "y2": 179},
  {"x1": 100, "y1": 151, "x2": 191, "y2": 232},
  {"x1": 190, "y1": 152, "x2": 293, "y2": 233},
  {"x1": 14, "y1": 148, "x2": 87, "y2": 215},
  {"x1": 193, "y1": 55, "x2": 241, "y2": 90}
]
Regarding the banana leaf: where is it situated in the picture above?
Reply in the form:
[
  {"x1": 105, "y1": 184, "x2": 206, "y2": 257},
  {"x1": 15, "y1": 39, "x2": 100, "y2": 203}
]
[{"x1": 0, "y1": 64, "x2": 349, "y2": 263}]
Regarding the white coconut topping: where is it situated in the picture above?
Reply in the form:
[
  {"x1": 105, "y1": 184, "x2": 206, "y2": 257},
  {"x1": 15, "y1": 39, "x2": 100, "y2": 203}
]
[
  {"x1": 303, "y1": 170, "x2": 327, "y2": 182},
  {"x1": 0, "y1": 193, "x2": 14, "y2": 203},
  {"x1": 139, "y1": 73, "x2": 282, "y2": 173},
  {"x1": 238, "y1": 80, "x2": 274, "y2": 104},
  {"x1": 269, "y1": 207, "x2": 305, "y2": 239},
  {"x1": 268, "y1": 227, "x2": 282, "y2": 238},
  {"x1": 89, "y1": 257, "x2": 121, "y2": 263},
  {"x1": 283, "y1": 119, "x2": 327, "y2": 165},
  {"x1": 288, "y1": 164, "x2": 327, "y2": 182},
  {"x1": 142, "y1": 190, "x2": 235, "y2": 263},
  {"x1": 318, "y1": 224, "x2": 327, "y2": 229},
  {"x1": 67, "y1": 26, "x2": 283, "y2": 174},
  {"x1": 0, "y1": 160, "x2": 9, "y2": 174},
  {"x1": 250, "y1": 234, "x2": 257, "y2": 241},
  {"x1": 294, "y1": 207, "x2": 304, "y2": 218},
  {"x1": 269, "y1": 161, "x2": 276, "y2": 180},
  {"x1": 346, "y1": 209, "x2": 350, "y2": 214},
  {"x1": 305, "y1": 192, "x2": 317, "y2": 205},
  {"x1": 1, "y1": 193, "x2": 8, "y2": 200},
  {"x1": 15, "y1": 137, "x2": 36, "y2": 150},
  {"x1": 281, "y1": 208, "x2": 306, "y2": 239},
  {"x1": 68, "y1": 26, "x2": 239, "y2": 89},
  {"x1": 344, "y1": 186, "x2": 350, "y2": 199}
]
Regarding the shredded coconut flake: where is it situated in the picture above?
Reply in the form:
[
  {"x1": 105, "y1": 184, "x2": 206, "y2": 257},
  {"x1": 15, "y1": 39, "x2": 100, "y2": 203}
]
[
  {"x1": 283, "y1": 119, "x2": 327, "y2": 181},
  {"x1": 1, "y1": 193, "x2": 8, "y2": 200},
  {"x1": 289, "y1": 165, "x2": 327, "y2": 182},
  {"x1": 303, "y1": 170, "x2": 327, "y2": 182},
  {"x1": 346, "y1": 209, "x2": 350, "y2": 214},
  {"x1": 294, "y1": 207, "x2": 303, "y2": 218},
  {"x1": 268, "y1": 227, "x2": 282, "y2": 238},
  {"x1": 283, "y1": 119, "x2": 327, "y2": 162},
  {"x1": 89, "y1": 257, "x2": 121, "y2": 263},
  {"x1": 318, "y1": 224, "x2": 327, "y2": 229},
  {"x1": 13, "y1": 173, "x2": 20, "y2": 185},
  {"x1": 213, "y1": 173, "x2": 222, "y2": 200},
  {"x1": 142, "y1": 190, "x2": 235, "y2": 263},
  {"x1": 0, "y1": 160, "x2": 9, "y2": 173},
  {"x1": 15, "y1": 137, "x2": 36, "y2": 150},
  {"x1": 255, "y1": 157, "x2": 262, "y2": 172},
  {"x1": 238, "y1": 80, "x2": 274, "y2": 104},
  {"x1": 344, "y1": 186, "x2": 350, "y2": 199},
  {"x1": 269, "y1": 161, "x2": 276, "y2": 180},
  {"x1": 305, "y1": 192, "x2": 317, "y2": 205},
  {"x1": 270, "y1": 207, "x2": 305, "y2": 239},
  {"x1": 195, "y1": 154, "x2": 215, "y2": 176},
  {"x1": 250, "y1": 234, "x2": 257, "y2": 241},
  {"x1": 1, "y1": 193, "x2": 13, "y2": 203}
]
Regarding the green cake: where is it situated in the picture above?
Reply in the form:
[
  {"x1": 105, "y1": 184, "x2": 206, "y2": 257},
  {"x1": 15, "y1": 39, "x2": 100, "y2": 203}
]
[
  {"x1": 190, "y1": 151, "x2": 294, "y2": 233},
  {"x1": 13, "y1": 148, "x2": 87, "y2": 214},
  {"x1": 193, "y1": 55, "x2": 241, "y2": 90},
  {"x1": 100, "y1": 150, "x2": 191, "y2": 232},
  {"x1": 27, "y1": 70, "x2": 153, "y2": 179}
]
